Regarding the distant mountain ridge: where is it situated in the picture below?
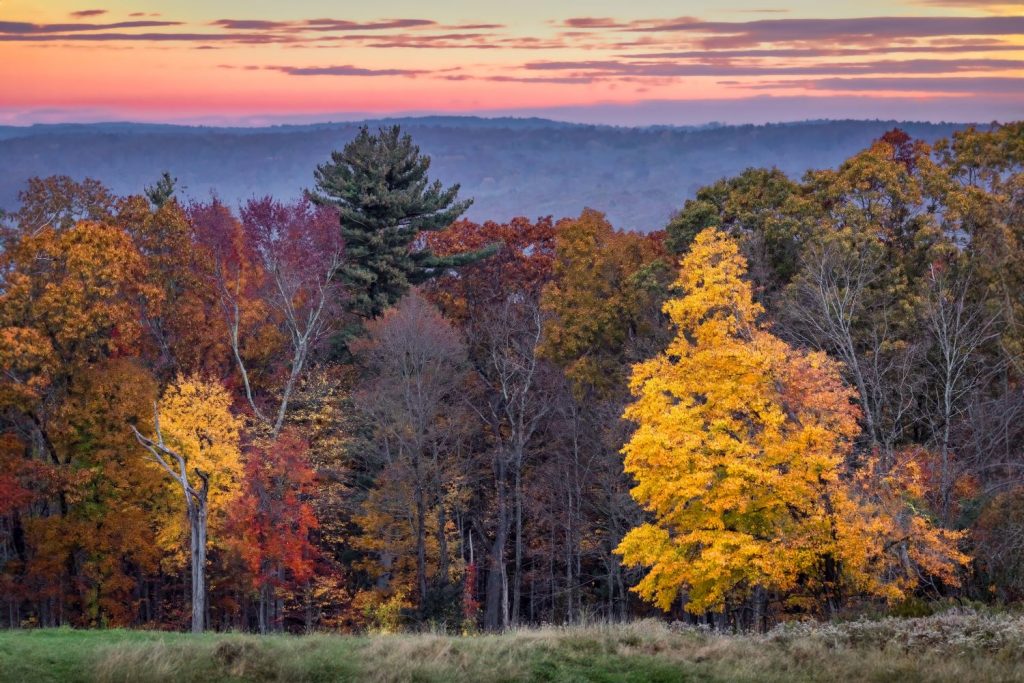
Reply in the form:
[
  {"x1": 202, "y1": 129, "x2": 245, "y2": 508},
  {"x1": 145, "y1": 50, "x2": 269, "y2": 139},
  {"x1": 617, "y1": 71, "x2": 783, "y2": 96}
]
[
  {"x1": 0, "y1": 116, "x2": 589, "y2": 138},
  {"x1": 0, "y1": 117, "x2": 971, "y2": 231}
]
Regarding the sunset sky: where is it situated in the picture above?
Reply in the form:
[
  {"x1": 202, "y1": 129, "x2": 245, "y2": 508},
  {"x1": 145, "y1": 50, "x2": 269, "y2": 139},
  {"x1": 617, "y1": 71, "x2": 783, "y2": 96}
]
[{"x1": 3, "y1": 1, "x2": 1023, "y2": 125}]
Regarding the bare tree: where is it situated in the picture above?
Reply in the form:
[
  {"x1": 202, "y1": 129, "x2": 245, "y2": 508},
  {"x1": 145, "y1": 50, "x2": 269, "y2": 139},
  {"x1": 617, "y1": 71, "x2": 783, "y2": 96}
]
[
  {"x1": 468, "y1": 296, "x2": 554, "y2": 629},
  {"x1": 786, "y1": 233, "x2": 923, "y2": 464},
  {"x1": 192, "y1": 197, "x2": 344, "y2": 437},
  {"x1": 354, "y1": 291, "x2": 470, "y2": 615},
  {"x1": 421, "y1": 217, "x2": 559, "y2": 630},
  {"x1": 921, "y1": 265, "x2": 1000, "y2": 521}
]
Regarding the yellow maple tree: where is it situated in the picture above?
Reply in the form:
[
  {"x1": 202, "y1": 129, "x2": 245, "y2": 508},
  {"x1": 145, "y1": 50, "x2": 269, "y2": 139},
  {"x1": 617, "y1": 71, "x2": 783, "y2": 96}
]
[
  {"x1": 132, "y1": 374, "x2": 243, "y2": 632},
  {"x1": 149, "y1": 375, "x2": 243, "y2": 554},
  {"x1": 616, "y1": 228, "x2": 968, "y2": 615}
]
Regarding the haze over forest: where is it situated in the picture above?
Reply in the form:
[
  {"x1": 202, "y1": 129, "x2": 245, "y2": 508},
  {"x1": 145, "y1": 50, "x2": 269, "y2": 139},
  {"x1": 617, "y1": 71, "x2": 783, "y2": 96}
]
[{"x1": 0, "y1": 117, "x2": 967, "y2": 230}]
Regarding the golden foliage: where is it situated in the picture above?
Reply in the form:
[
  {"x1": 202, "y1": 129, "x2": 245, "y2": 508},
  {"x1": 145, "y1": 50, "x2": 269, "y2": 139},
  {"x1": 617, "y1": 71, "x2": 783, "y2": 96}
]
[
  {"x1": 539, "y1": 209, "x2": 671, "y2": 396},
  {"x1": 150, "y1": 375, "x2": 243, "y2": 556},
  {"x1": 0, "y1": 220, "x2": 151, "y2": 408},
  {"x1": 616, "y1": 228, "x2": 968, "y2": 614}
]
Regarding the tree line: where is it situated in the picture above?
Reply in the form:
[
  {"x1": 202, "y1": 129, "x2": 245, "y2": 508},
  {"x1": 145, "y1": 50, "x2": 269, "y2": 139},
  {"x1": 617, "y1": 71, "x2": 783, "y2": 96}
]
[{"x1": 0, "y1": 122, "x2": 1021, "y2": 633}]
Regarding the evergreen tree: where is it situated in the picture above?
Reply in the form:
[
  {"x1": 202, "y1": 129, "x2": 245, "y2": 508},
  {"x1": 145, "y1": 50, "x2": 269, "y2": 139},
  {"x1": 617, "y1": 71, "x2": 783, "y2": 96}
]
[
  {"x1": 312, "y1": 125, "x2": 492, "y2": 320},
  {"x1": 145, "y1": 171, "x2": 177, "y2": 209}
]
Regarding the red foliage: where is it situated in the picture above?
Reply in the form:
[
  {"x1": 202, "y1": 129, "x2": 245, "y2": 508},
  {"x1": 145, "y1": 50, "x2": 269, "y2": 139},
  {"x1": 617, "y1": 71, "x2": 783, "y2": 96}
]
[
  {"x1": 239, "y1": 196, "x2": 342, "y2": 285},
  {"x1": 231, "y1": 430, "x2": 319, "y2": 590},
  {"x1": 880, "y1": 128, "x2": 917, "y2": 172},
  {"x1": 187, "y1": 198, "x2": 249, "y2": 276},
  {"x1": 425, "y1": 217, "x2": 557, "y2": 320},
  {"x1": 0, "y1": 435, "x2": 34, "y2": 516}
]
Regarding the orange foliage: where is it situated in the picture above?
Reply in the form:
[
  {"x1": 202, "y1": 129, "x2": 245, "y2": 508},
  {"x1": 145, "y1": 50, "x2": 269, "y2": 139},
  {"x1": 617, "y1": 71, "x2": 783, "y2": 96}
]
[{"x1": 230, "y1": 430, "x2": 319, "y2": 590}]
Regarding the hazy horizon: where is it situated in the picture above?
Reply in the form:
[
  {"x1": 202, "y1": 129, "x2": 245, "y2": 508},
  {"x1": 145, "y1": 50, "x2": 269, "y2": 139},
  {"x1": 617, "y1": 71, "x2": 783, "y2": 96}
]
[
  {"x1": 0, "y1": 104, "x2": 1015, "y2": 129},
  {"x1": 0, "y1": 118, "x2": 969, "y2": 233}
]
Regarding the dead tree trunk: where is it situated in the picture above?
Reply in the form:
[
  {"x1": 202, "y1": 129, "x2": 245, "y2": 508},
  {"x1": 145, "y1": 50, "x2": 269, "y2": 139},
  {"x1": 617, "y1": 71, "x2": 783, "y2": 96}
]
[{"x1": 187, "y1": 477, "x2": 209, "y2": 634}]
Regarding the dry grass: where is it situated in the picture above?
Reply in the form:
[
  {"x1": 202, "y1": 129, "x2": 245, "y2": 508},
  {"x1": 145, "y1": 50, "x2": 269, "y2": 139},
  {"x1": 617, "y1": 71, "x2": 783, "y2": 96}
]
[{"x1": 2, "y1": 609, "x2": 1022, "y2": 682}]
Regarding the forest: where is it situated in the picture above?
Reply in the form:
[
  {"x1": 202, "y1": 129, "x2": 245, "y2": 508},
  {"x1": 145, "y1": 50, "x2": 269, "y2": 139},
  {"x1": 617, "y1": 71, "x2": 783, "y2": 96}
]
[{"x1": 0, "y1": 121, "x2": 1023, "y2": 637}]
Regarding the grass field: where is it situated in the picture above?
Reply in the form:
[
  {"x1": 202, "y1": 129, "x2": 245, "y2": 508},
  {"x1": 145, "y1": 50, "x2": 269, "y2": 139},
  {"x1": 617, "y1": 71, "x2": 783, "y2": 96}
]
[{"x1": 1, "y1": 610, "x2": 1022, "y2": 682}]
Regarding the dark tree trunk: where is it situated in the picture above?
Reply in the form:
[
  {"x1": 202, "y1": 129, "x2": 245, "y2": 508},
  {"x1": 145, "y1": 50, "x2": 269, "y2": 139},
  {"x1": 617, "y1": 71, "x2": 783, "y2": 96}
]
[
  {"x1": 414, "y1": 468, "x2": 428, "y2": 615},
  {"x1": 511, "y1": 453, "x2": 523, "y2": 626},
  {"x1": 484, "y1": 456, "x2": 508, "y2": 630}
]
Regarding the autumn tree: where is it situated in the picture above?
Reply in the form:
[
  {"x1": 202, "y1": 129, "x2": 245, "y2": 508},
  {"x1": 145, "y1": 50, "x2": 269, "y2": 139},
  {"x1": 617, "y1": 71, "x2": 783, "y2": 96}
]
[
  {"x1": 665, "y1": 167, "x2": 806, "y2": 299},
  {"x1": 540, "y1": 208, "x2": 671, "y2": 396},
  {"x1": 535, "y1": 209, "x2": 672, "y2": 622},
  {"x1": 936, "y1": 123, "x2": 1024, "y2": 373},
  {"x1": 0, "y1": 218, "x2": 149, "y2": 418},
  {"x1": 0, "y1": 211, "x2": 153, "y2": 625},
  {"x1": 44, "y1": 360, "x2": 168, "y2": 626},
  {"x1": 231, "y1": 197, "x2": 345, "y2": 436},
  {"x1": 352, "y1": 291, "x2": 470, "y2": 619},
  {"x1": 311, "y1": 125, "x2": 491, "y2": 320},
  {"x1": 230, "y1": 429, "x2": 318, "y2": 633},
  {"x1": 11, "y1": 176, "x2": 115, "y2": 234},
  {"x1": 0, "y1": 358, "x2": 167, "y2": 628},
  {"x1": 0, "y1": 177, "x2": 164, "y2": 625},
  {"x1": 187, "y1": 199, "x2": 275, "y2": 414},
  {"x1": 116, "y1": 195, "x2": 228, "y2": 378},
  {"x1": 655, "y1": 126, "x2": 1024, "y2": 611},
  {"x1": 617, "y1": 228, "x2": 967, "y2": 620},
  {"x1": 131, "y1": 376, "x2": 242, "y2": 633},
  {"x1": 278, "y1": 365, "x2": 358, "y2": 631}
]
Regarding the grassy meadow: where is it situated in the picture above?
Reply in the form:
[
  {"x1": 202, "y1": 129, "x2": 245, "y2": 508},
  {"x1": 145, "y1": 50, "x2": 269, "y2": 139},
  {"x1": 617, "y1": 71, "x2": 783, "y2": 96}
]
[{"x1": 1, "y1": 610, "x2": 1022, "y2": 682}]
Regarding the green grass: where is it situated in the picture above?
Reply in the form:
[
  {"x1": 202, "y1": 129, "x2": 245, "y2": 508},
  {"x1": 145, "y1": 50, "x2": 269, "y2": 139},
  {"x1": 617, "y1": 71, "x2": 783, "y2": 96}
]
[{"x1": 1, "y1": 610, "x2": 1023, "y2": 682}]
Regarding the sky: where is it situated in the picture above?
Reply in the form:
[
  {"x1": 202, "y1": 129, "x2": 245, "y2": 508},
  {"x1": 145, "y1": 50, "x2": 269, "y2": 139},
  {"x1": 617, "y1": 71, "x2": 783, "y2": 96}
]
[{"x1": 2, "y1": 1, "x2": 1023, "y2": 126}]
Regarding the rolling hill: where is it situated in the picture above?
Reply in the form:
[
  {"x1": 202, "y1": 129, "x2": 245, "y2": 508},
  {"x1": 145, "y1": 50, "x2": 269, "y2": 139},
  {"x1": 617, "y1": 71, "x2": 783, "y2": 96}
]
[{"x1": 0, "y1": 117, "x2": 969, "y2": 231}]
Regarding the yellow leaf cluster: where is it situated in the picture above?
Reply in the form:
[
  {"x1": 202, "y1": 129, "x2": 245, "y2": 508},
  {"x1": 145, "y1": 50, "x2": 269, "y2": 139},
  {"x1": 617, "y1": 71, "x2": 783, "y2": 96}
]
[{"x1": 151, "y1": 375, "x2": 243, "y2": 555}]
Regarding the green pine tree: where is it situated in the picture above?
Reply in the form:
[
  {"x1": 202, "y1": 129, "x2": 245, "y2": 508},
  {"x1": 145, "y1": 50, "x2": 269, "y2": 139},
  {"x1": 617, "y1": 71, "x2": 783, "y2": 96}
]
[
  {"x1": 145, "y1": 171, "x2": 178, "y2": 209},
  {"x1": 311, "y1": 125, "x2": 493, "y2": 320}
]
